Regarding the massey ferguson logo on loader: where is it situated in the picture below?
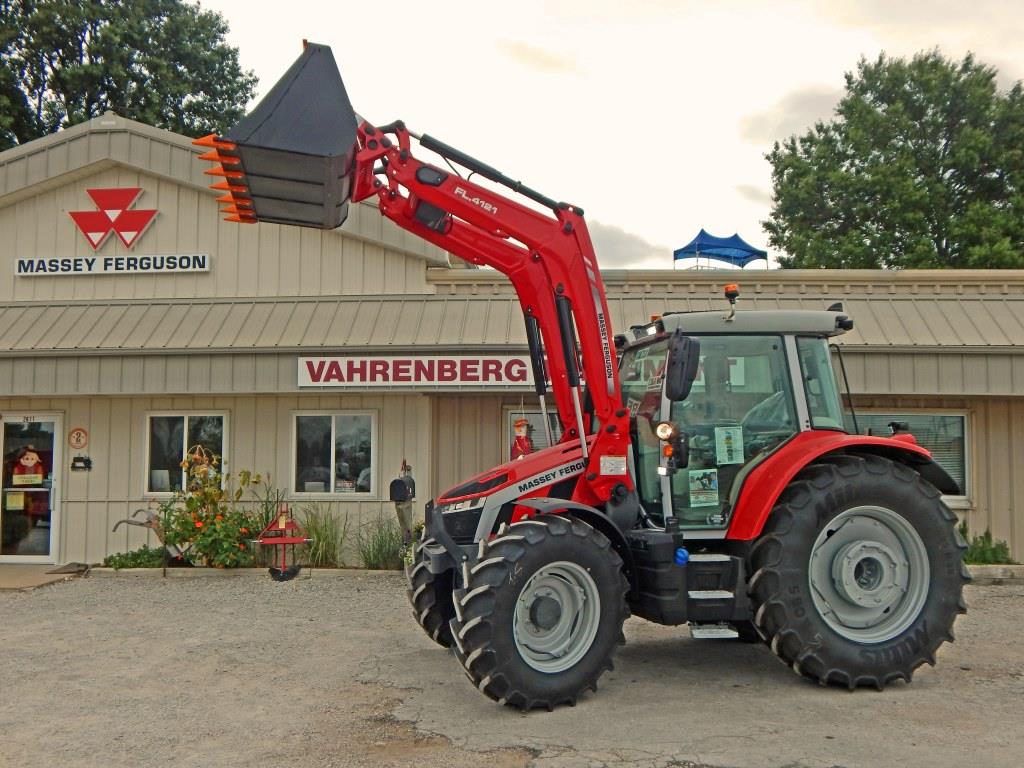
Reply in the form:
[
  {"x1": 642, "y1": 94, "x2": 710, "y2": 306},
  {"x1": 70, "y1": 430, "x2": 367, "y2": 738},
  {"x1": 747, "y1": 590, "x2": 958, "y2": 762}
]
[{"x1": 516, "y1": 460, "x2": 586, "y2": 494}]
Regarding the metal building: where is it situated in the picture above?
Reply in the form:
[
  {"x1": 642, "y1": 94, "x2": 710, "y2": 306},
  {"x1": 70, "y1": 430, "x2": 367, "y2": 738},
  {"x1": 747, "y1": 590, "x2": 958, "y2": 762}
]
[{"x1": 1, "y1": 115, "x2": 1021, "y2": 564}]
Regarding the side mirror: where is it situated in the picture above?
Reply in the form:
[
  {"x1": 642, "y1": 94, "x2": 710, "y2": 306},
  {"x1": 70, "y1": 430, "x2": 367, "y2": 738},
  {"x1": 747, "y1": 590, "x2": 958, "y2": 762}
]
[{"x1": 665, "y1": 332, "x2": 701, "y2": 401}]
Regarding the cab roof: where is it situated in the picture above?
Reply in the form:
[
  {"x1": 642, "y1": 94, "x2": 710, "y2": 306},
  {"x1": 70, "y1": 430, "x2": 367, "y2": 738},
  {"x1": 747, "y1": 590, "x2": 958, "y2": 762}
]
[{"x1": 639, "y1": 309, "x2": 853, "y2": 339}]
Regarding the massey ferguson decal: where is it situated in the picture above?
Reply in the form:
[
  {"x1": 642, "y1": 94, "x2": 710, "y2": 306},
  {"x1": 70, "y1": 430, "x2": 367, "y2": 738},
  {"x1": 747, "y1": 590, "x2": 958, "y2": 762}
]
[
  {"x1": 299, "y1": 356, "x2": 531, "y2": 387},
  {"x1": 515, "y1": 460, "x2": 587, "y2": 494},
  {"x1": 69, "y1": 188, "x2": 157, "y2": 250}
]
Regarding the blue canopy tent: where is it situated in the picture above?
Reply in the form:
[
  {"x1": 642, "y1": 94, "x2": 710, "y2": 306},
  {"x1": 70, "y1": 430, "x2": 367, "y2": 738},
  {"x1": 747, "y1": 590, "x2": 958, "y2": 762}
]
[{"x1": 673, "y1": 229, "x2": 768, "y2": 268}]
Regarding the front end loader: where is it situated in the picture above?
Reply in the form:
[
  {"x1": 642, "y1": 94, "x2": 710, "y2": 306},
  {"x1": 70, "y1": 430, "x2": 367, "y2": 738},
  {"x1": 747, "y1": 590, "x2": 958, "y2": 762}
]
[{"x1": 197, "y1": 42, "x2": 968, "y2": 710}]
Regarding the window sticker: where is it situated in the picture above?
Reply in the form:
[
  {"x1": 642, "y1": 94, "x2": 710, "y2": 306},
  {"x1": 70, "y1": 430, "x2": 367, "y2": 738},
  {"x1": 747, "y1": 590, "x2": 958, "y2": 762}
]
[
  {"x1": 688, "y1": 469, "x2": 719, "y2": 507},
  {"x1": 714, "y1": 426, "x2": 744, "y2": 465}
]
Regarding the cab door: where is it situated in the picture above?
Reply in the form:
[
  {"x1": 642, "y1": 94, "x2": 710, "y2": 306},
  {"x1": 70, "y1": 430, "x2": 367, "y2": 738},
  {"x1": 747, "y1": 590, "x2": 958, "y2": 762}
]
[
  {"x1": 664, "y1": 335, "x2": 798, "y2": 531},
  {"x1": 1, "y1": 415, "x2": 61, "y2": 563}
]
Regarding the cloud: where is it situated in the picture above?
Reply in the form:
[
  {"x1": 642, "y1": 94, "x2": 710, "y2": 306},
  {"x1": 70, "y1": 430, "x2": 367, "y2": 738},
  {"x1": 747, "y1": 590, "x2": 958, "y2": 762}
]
[
  {"x1": 588, "y1": 220, "x2": 673, "y2": 270},
  {"x1": 735, "y1": 184, "x2": 772, "y2": 206},
  {"x1": 496, "y1": 39, "x2": 577, "y2": 74},
  {"x1": 806, "y1": 0, "x2": 1024, "y2": 84},
  {"x1": 739, "y1": 85, "x2": 842, "y2": 145}
]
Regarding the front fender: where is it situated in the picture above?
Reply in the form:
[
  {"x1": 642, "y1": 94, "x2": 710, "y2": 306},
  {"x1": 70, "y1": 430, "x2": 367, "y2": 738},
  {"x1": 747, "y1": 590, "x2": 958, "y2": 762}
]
[
  {"x1": 515, "y1": 498, "x2": 638, "y2": 595},
  {"x1": 726, "y1": 430, "x2": 947, "y2": 541}
]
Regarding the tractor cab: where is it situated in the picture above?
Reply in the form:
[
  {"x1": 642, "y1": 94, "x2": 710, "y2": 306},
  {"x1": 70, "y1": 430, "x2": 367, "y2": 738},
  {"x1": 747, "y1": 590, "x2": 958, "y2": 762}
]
[{"x1": 619, "y1": 307, "x2": 853, "y2": 535}]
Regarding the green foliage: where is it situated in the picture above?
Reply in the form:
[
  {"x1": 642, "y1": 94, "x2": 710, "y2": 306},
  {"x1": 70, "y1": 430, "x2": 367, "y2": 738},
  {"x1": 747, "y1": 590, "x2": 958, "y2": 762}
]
[
  {"x1": 159, "y1": 446, "x2": 258, "y2": 568},
  {"x1": 401, "y1": 519, "x2": 425, "y2": 567},
  {"x1": 959, "y1": 521, "x2": 1017, "y2": 565},
  {"x1": 765, "y1": 50, "x2": 1024, "y2": 269},
  {"x1": 300, "y1": 504, "x2": 349, "y2": 568},
  {"x1": 240, "y1": 470, "x2": 287, "y2": 534},
  {"x1": 0, "y1": 0, "x2": 257, "y2": 150},
  {"x1": 356, "y1": 513, "x2": 404, "y2": 570},
  {"x1": 102, "y1": 544, "x2": 166, "y2": 569}
]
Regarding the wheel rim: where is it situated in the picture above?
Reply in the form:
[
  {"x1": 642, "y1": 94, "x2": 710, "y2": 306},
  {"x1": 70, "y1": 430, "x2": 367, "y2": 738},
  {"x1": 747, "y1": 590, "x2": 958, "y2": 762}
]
[
  {"x1": 808, "y1": 505, "x2": 930, "y2": 643},
  {"x1": 513, "y1": 561, "x2": 601, "y2": 673}
]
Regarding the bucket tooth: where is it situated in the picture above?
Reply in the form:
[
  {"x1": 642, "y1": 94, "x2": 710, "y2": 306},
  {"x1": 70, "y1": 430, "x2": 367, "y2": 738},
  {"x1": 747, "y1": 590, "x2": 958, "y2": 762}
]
[
  {"x1": 198, "y1": 149, "x2": 242, "y2": 166},
  {"x1": 192, "y1": 133, "x2": 237, "y2": 151},
  {"x1": 210, "y1": 181, "x2": 248, "y2": 194},
  {"x1": 204, "y1": 167, "x2": 246, "y2": 179}
]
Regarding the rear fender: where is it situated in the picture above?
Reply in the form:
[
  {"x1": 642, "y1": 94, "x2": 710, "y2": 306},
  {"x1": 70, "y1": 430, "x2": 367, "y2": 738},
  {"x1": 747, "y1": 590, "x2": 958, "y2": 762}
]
[
  {"x1": 515, "y1": 498, "x2": 638, "y2": 595},
  {"x1": 726, "y1": 430, "x2": 951, "y2": 541}
]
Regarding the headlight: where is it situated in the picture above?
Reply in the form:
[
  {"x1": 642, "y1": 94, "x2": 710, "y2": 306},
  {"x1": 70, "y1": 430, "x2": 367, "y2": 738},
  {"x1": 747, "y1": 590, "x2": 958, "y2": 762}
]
[
  {"x1": 439, "y1": 499, "x2": 484, "y2": 514},
  {"x1": 655, "y1": 421, "x2": 677, "y2": 441}
]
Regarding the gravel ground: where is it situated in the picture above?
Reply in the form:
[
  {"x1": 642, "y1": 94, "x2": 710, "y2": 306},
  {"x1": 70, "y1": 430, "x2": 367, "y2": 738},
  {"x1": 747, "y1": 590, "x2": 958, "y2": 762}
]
[{"x1": 0, "y1": 572, "x2": 1021, "y2": 768}]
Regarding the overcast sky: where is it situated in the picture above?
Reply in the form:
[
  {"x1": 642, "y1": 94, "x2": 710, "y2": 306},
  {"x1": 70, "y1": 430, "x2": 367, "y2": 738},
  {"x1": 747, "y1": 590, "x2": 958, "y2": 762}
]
[{"x1": 200, "y1": 0, "x2": 1024, "y2": 270}]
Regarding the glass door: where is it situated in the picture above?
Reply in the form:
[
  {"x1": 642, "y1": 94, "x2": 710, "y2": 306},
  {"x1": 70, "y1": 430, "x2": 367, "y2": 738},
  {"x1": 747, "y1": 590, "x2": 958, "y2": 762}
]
[{"x1": 1, "y1": 415, "x2": 61, "y2": 563}]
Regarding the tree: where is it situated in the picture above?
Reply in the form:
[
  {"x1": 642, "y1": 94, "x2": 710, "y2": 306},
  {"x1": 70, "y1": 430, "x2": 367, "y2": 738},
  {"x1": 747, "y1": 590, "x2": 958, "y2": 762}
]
[
  {"x1": 764, "y1": 51, "x2": 1024, "y2": 269},
  {"x1": 0, "y1": 0, "x2": 257, "y2": 151}
]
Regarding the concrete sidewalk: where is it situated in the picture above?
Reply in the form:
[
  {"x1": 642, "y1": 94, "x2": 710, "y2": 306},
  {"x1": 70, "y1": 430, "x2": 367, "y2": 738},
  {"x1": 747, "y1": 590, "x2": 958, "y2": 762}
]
[{"x1": 0, "y1": 564, "x2": 87, "y2": 591}]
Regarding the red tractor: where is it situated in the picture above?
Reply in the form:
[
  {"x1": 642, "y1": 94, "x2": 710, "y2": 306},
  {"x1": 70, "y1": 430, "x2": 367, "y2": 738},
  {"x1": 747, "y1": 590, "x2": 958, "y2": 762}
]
[{"x1": 198, "y1": 43, "x2": 968, "y2": 710}]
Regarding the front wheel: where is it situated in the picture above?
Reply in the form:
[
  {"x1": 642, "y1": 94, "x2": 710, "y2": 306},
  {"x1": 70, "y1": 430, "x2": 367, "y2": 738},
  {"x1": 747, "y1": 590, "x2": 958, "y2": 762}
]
[
  {"x1": 449, "y1": 514, "x2": 628, "y2": 710},
  {"x1": 405, "y1": 538, "x2": 455, "y2": 648},
  {"x1": 748, "y1": 454, "x2": 968, "y2": 689}
]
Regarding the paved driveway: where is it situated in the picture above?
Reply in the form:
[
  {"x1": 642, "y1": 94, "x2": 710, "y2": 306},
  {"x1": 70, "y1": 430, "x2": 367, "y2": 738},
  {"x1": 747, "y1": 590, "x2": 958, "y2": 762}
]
[{"x1": 0, "y1": 572, "x2": 1020, "y2": 768}]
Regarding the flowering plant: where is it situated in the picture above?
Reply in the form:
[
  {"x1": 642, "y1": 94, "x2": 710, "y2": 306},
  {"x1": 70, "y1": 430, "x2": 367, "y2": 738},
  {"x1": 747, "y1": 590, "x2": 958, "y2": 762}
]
[{"x1": 161, "y1": 446, "x2": 259, "y2": 568}]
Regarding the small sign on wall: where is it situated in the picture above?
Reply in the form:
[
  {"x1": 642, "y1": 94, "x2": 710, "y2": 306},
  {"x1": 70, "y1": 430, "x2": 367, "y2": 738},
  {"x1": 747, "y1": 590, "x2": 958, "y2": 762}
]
[{"x1": 68, "y1": 427, "x2": 88, "y2": 450}]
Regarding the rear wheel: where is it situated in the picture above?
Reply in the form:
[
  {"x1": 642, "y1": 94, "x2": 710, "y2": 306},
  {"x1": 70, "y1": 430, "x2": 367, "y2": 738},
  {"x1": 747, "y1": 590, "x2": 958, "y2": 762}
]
[
  {"x1": 748, "y1": 454, "x2": 968, "y2": 689},
  {"x1": 405, "y1": 538, "x2": 455, "y2": 648},
  {"x1": 449, "y1": 514, "x2": 628, "y2": 710}
]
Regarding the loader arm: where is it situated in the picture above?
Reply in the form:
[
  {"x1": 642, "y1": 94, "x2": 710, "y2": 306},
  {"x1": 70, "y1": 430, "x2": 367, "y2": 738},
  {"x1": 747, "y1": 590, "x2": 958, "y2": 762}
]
[
  {"x1": 348, "y1": 121, "x2": 630, "y2": 504},
  {"x1": 194, "y1": 45, "x2": 631, "y2": 507}
]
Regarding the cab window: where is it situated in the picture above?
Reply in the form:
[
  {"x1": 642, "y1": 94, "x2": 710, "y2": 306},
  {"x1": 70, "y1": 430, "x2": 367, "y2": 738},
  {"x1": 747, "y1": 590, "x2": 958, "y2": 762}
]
[{"x1": 667, "y1": 335, "x2": 798, "y2": 528}]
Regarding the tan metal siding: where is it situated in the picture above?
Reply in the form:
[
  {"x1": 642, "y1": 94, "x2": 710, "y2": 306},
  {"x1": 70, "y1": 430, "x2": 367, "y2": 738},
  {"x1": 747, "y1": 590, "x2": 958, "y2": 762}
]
[
  {"x1": 431, "y1": 395, "x2": 505, "y2": 495},
  {"x1": 0, "y1": 393, "x2": 432, "y2": 564},
  {"x1": 0, "y1": 168, "x2": 436, "y2": 302},
  {"x1": 854, "y1": 395, "x2": 1024, "y2": 560}
]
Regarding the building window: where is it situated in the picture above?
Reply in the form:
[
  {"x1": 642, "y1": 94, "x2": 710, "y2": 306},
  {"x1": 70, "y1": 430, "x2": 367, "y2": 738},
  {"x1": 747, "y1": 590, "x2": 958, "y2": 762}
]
[
  {"x1": 503, "y1": 407, "x2": 563, "y2": 462},
  {"x1": 146, "y1": 414, "x2": 225, "y2": 493},
  {"x1": 293, "y1": 413, "x2": 376, "y2": 495},
  {"x1": 852, "y1": 412, "x2": 968, "y2": 499}
]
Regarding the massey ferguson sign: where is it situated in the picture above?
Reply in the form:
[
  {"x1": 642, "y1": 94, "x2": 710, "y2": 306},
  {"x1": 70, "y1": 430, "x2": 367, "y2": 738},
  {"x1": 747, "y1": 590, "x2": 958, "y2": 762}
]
[
  {"x1": 16, "y1": 187, "x2": 210, "y2": 277},
  {"x1": 69, "y1": 187, "x2": 157, "y2": 249},
  {"x1": 299, "y1": 356, "x2": 531, "y2": 388}
]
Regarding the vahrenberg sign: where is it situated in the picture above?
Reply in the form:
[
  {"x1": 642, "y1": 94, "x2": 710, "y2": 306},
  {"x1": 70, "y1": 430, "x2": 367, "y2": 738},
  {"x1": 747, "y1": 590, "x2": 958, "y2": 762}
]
[
  {"x1": 16, "y1": 254, "x2": 209, "y2": 276},
  {"x1": 299, "y1": 356, "x2": 531, "y2": 388}
]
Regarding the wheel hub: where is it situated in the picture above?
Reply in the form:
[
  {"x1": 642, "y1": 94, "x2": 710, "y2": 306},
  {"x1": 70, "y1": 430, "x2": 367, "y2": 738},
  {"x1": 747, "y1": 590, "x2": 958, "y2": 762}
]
[
  {"x1": 808, "y1": 505, "x2": 929, "y2": 643},
  {"x1": 513, "y1": 561, "x2": 601, "y2": 673},
  {"x1": 831, "y1": 540, "x2": 904, "y2": 608},
  {"x1": 529, "y1": 594, "x2": 562, "y2": 631}
]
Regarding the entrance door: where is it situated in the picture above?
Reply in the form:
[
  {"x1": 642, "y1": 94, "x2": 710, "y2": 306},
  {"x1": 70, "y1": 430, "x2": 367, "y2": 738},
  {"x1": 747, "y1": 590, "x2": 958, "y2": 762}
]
[{"x1": 0, "y1": 415, "x2": 61, "y2": 563}]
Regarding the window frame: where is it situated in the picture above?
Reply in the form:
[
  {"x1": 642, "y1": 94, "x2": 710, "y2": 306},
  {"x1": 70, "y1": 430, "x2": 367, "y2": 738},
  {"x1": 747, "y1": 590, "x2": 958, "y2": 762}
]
[
  {"x1": 290, "y1": 410, "x2": 379, "y2": 499},
  {"x1": 854, "y1": 408, "x2": 971, "y2": 506},
  {"x1": 143, "y1": 411, "x2": 229, "y2": 498},
  {"x1": 795, "y1": 335, "x2": 846, "y2": 432}
]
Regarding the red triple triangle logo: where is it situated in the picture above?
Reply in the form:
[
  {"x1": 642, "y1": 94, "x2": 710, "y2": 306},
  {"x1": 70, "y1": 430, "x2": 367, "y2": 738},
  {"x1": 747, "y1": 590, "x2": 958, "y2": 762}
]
[{"x1": 69, "y1": 188, "x2": 158, "y2": 250}]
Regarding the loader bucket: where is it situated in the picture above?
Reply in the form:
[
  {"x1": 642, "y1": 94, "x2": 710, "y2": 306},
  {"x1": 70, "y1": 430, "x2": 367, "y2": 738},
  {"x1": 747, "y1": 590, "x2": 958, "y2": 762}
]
[{"x1": 196, "y1": 42, "x2": 359, "y2": 229}]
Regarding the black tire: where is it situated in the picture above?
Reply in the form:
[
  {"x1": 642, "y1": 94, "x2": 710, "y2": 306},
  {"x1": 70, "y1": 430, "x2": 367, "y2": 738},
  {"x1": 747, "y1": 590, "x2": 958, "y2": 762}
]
[
  {"x1": 448, "y1": 514, "x2": 628, "y2": 710},
  {"x1": 731, "y1": 620, "x2": 763, "y2": 643},
  {"x1": 747, "y1": 454, "x2": 968, "y2": 690},
  {"x1": 405, "y1": 538, "x2": 456, "y2": 648}
]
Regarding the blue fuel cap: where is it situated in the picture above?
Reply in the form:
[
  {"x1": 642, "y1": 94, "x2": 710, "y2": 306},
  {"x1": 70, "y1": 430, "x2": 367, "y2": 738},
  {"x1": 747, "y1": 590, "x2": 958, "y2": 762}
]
[{"x1": 674, "y1": 547, "x2": 689, "y2": 566}]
